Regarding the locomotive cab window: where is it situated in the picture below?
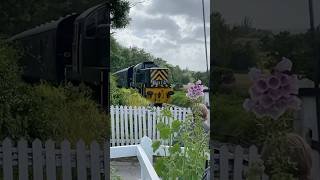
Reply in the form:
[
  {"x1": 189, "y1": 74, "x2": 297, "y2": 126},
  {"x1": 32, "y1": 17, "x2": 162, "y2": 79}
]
[{"x1": 85, "y1": 14, "x2": 97, "y2": 38}]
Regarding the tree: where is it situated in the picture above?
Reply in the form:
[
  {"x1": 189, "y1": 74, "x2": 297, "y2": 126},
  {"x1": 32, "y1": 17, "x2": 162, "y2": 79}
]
[
  {"x1": 259, "y1": 31, "x2": 314, "y2": 79},
  {"x1": 0, "y1": 0, "x2": 130, "y2": 36}
]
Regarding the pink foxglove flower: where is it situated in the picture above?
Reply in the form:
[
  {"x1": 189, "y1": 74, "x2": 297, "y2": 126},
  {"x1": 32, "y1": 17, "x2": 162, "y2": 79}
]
[
  {"x1": 255, "y1": 78, "x2": 268, "y2": 93},
  {"x1": 267, "y1": 76, "x2": 280, "y2": 90},
  {"x1": 186, "y1": 80, "x2": 204, "y2": 100},
  {"x1": 275, "y1": 57, "x2": 292, "y2": 72},
  {"x1": 243, "y1": 58, "x2": 301, "y2": 120}
]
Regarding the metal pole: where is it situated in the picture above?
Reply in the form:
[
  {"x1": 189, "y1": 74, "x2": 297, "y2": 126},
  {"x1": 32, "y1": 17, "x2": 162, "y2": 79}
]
[
  {"x1": 202, "y1": 0, "x2": 209, "y2": 77},
  {"x1": 308, "y1": 0, "x2": 320, "y2": 155}
]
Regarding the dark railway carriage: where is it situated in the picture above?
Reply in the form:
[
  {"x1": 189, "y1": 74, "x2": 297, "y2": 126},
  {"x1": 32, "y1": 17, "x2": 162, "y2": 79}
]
[{"x1": 10, "y1": 3, "x2": 110, "y2": 108}]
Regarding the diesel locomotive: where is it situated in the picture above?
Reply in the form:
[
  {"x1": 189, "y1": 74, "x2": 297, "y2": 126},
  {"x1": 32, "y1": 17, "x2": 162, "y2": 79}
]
[
  {"x1": 9, "y1": 3, "x2": 110, "y2": 109},
  {"x1": 113, "y1": 61, "x2": 174, "y2": 105}
]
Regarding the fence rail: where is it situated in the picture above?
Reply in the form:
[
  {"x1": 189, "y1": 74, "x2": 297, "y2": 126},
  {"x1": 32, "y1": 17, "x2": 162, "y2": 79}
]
[{"x1": 110, "y1": 105, "x2": 192, "y2": 146}]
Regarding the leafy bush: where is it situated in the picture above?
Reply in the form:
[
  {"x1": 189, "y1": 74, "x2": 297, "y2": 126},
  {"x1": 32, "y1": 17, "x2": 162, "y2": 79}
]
[
  {"x1": 0, "y1": 40, "x2": 108, "y2": 144},
  {"x1": 29, "y1": 82, "x2": 108, "y2": 144},
  {"x1": 212, "y1": 93, "x2": 260, "y2": 146},
  {"x1": 110, "y1": 75, "x2": 149, "y2": 107},
  {"x1": 153, "y1": 106, "x2": 209, "y2": 179},
  {"x1": 168, "y1": 91, "x2": 192, "y2": 107},
  {"x1": 212, "y1": 66, "x2": 235, "y2": 93}
]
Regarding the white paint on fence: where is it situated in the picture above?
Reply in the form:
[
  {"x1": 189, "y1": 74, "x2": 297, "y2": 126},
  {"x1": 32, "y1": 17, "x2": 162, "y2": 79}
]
[
  {"x1": 297, "y1": 78, "x2": 320, "y2": 180},
  {"x1": 110, "y1": 105, "x2": 192, "y2": 146},
  {"x1": 0, "y1": 138, "x2": 111, "y2": 180},
  {"x1": 0, "y1": 136, "x2": 270, "y2": 180}
]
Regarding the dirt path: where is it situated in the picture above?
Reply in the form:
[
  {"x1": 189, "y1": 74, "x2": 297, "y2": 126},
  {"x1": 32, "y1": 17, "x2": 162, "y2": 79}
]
[{"x1": 111, "y1": 157, "x2": 141, "y2": 180}]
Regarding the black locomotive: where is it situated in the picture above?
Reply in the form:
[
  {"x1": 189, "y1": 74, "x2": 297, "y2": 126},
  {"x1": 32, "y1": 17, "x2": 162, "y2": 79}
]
[
  {"x1": 113, "y1": 61, "x2": 174, "y2": 105},
  {"x1": 9, "y1": 3, "x2": 110, "y2": 109}
]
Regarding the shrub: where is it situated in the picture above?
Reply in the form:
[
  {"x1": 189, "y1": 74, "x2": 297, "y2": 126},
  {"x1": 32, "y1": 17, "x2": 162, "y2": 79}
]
[
  {"x1": 110, "y1": 75, "x2": 150, "y2": 107},
  {"x1": 29, "y1": 82, "x2": 108, "y2": 144},
  {"x1": 116, "y1": 88, "x2": 150, "y2": 107},
  {"x1": 0, "y1": 40, "x2": 108, "y2": 144},
  {"x1": 168, "y1": 91, "x2": 192, "y2": 108},
  {"x1": 212, "y1": 93, "x2": 260, "y2": 146},
  {"x1": 212, "y1": 66, "x2": 235, "y2": 93}
]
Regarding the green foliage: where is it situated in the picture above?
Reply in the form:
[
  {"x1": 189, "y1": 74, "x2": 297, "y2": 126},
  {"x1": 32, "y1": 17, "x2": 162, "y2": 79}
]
[
  {"x1": 29, "y1": 82, "x2": 108, "y2": 144},
  {"x1": 212, "y1": 93, "x2": 261, "y2": 146},
  {"x1": 111, "y1": 167, "x2": 122, "y2": 180},
  {"x1": 212, "y1": 66, "x2": 235, "y2": 93},
  {"x1": 110, "y1": 75, "x2": 149, "y2": 106},
  {"x1": 245, "y1": 115, "x2": 298, "y2": 180},
  {"x1": 0, "y1": 0, "x2": 130, "y2": 36},
  {"x1": 153, "y1": 106, "x2": 209, "y2": 179},
  {"x1": 259, "y1": 31, "x2": 315, "y2": 79},
  {"x1": 110, "y1": 36, "x2": 208, "y2": 87},
  {"x1": 168, "y1": 91, "x2": 192, "y2": 108},
  {"x1": 0, "y1": 40, "x2": 108, "y2": 144}
]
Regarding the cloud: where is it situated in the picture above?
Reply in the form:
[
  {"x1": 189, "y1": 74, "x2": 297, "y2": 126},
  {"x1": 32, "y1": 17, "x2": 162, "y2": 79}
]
[
  {"x1": 114, "y1": 0, "x2": 210, "y2": 72},
  {"x1": 146, "y1": 0, "x2": 210, "y2": 22}
]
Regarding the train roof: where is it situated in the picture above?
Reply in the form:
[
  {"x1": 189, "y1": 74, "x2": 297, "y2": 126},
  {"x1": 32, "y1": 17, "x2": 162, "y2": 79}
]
[
  {"x1": 9, "y1": 13, "x2": 78, "y2": 40},
  {"x1": 9, "y1": 2, "x2": 109, "y2": 41},
  {"x1": 113, "y1": 65, "x2": 134, "y2": 75},
  {"x1": 75, "y1": 2, "x2": 108, "y2": 21}
]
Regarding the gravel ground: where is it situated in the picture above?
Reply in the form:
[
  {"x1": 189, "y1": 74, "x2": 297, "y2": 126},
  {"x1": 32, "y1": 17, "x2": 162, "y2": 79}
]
[{"x1": 111, "y1": 157, "x2": 141, "y2": 180}]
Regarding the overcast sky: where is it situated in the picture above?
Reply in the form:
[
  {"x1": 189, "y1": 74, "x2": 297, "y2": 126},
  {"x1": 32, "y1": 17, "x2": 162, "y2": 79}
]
[
  {"x1": 113, "y1": 0, "x2": 210, "y2": 72},
  {"x1": 214, "y1": 0, "x2": 320, "y2": 33}
]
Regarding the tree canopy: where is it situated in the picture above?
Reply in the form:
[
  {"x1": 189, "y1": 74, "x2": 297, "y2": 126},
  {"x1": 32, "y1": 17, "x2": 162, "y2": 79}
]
[{"x1": 111, "y1": 36, "x2": 209, "y2": 87}]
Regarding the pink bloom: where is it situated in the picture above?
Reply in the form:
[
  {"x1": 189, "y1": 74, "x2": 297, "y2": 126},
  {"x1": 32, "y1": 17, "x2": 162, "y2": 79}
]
[
  {"x1": 186, "y1": 80, "x2": 204, "y2": 100},
  {"x1": 255, "y1": 78, "x2": 268, "y2": 93},
  {"x1": 268, "y1": 88, "x2": 283, "y2": 100},
  {"x1": 267, "y1": 76, "x2": 280, "y2": 89},
  {"x1": 195, "y1": 80, "x2": 202, "y2": 85},
  {"x1": 260, "y1": 94, "x2": 274, "y2": 108},
  {"x1": 275, "y1": 57, "x2": 292, "y2": 72},
  {"x1": 278, "y1": 73, "x2": 290, "y2": 86},
  {"x1": 244, "y1": 57, "x2": 301, "y2": 120}
]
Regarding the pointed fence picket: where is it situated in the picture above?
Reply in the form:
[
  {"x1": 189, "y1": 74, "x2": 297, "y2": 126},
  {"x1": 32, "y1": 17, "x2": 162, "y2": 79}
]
[
  {"x1": 110, "y1": 105, "x2": 192, "y2": 146},
  {"x1": 0, "y1": 136, "x2": 271, "y2": 180},
  {"x1": 210, "y1": 144, "x2": 269, "y2": 180},
  {"x1": 0, "y1": 138, "x2": 110, "y2": 180}
]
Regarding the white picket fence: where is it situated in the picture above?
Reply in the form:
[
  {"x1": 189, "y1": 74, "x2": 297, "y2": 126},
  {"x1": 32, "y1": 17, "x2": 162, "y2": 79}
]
[
  {"x1": 212, "y1": 145, "x2": 269, "y2": 180},
  {"x1": 0, "y1": 136, "x2": 267, "y2": 180},
  {"x1": 0, "y1": 138, "x2": 109, "y2": 180},
  {"x1": 110, "y1": 105, "x2": 192, "y2": 146}
]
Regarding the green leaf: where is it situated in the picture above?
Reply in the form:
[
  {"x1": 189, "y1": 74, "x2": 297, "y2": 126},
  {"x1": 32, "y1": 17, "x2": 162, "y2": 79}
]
[
  {"x1": 171, "y1": 120, "x2": 181, "y2": 132},
  {"x1": 169, "y1": 143, "x2": 181, "y2": 154},
  {"x1": 152, "y1": 140, "x2": 161, "y2": 152},
  {"x1": 159, "y1": 127, "x2": 171, "y2": 139}
]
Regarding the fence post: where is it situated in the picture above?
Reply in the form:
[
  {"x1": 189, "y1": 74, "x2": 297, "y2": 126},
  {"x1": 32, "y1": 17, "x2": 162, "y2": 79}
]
[
  {"x1": 32, "y1": 139, "x2": 43, "y2": 180},
  {"x1": 139, "y1": 136, "x2": 154, "y2": 180},
  {"x1": 45, "y1": 139, "x2": 56, "y2": 180},
  {"x1": 90, "y1": 141, "x2": 101, "y2": 180},
  {"x1": 3, "y1": 138, "x2": 13, "y2": 180},
  {"x1": 140, "y1": 136, "x2": 153, "y2": 164},
  {"x1": 76, "y1": 140, "x2": 87, "y2": 180},
  {"x1": 18, "y1": 138, "x2": 28, "y2": 180}
]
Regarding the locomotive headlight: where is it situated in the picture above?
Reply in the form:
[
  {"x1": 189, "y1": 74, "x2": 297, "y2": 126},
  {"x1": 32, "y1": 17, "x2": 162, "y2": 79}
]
[{"x1": 168, "y1": 91, "x2": 174, "y2": 96}]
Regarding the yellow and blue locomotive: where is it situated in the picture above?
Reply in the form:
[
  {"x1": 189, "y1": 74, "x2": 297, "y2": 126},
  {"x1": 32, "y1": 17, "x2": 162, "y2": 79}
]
[{"x1": 113, "y1": 62, "x2": 174, "y2": 105}]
